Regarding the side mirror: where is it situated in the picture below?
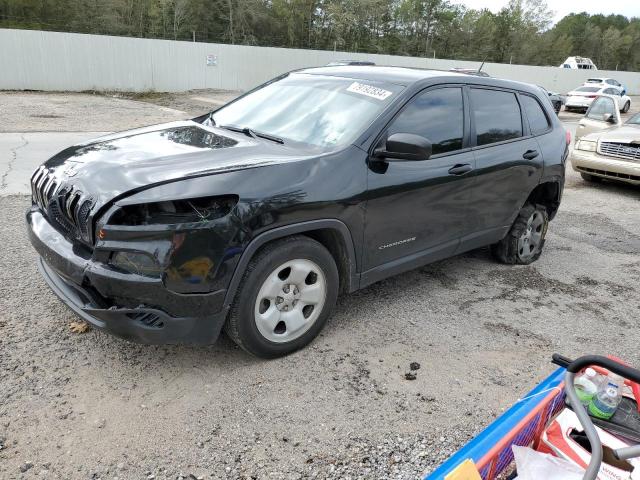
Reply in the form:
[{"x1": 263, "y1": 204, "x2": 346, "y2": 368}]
[
  {"x1": 603, "y1": 113, "x2": 616, "y2": 124},
  {"x1": 374, "y1": 133, "x2": 432, "y2": 161}
]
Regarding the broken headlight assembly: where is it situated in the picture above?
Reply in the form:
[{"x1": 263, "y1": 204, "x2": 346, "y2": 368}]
[
  {"x1": 109, "y1": 251, "x2": 163, "y2": 277},
  {"x1": 107, "y1": 195, "x2": 238, "y2": 226}
]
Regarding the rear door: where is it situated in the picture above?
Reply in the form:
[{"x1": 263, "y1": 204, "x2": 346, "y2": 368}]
[
  {"x1": 462, "y1": 87, "x2": 543, "y2": 250},
  {"x1": 577, "y1": 95, "x2": 622, "y2": 140}
]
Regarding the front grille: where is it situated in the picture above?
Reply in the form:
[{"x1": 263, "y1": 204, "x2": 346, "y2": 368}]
[
  {"x1": 31, "y1": 166, "x2": 94, "y2": 244},
  {"x1": 126, "y1": 312, "x2": 164, "y2": 329},
  {"x1": 31, "y1": 167, "x2": 58, "y2": 211},
  {"x1": 599, "y1": 142, "x2": 640, "y2": 162}
]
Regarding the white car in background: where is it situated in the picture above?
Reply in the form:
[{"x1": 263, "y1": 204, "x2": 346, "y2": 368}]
[
  {"x1": 583, "y1": 77, "x2": 626, "y2": 95},
  {"x1": 565, "y1": 86, "x2": 631, "y2": 113},
  {"x1": 560, "y1": 56, "x2": 597, "y2": 70}
]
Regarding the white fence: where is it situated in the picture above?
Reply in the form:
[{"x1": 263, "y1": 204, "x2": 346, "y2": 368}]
[{"x1": 1, "y1": 28, "x2": 639, "y2": 94}]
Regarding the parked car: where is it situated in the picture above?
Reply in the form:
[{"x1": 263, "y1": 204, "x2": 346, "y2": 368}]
[
  {"x1": 538, "y1": 86, "x2": 565, "y2": 114},
  {"x1": 559, "y1": 56, "x2": 597, "y2": 70},
  {"x1": 572, "y1": 95, "x2": 640, "y2": 185},
  {"x1": 449, "y1": 67, "x2": 490, "y2": 77},
  {"x1": 584, "y1": 77, "x2": 626, "y2": 95},
  {"x1": 565, "y1": 86, "x2": 631, "y2": 113},
  {"x1": 26, "y1": 67, "x2": 569, "y2": 357},
  {"x1": 326, "y1": 60, "x2": 375, "y2": 66}
]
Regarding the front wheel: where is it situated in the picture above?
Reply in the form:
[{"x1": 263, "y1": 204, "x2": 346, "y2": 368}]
[
  {"x1": 491, "y1": 203, "x2": 549, "y2": 265},
  {"x1": 622, "y1": 101, "x2": 631, "y2": 113},
  {"x1": 224, "y1": 236, "x2": 339, "y2": 358}
]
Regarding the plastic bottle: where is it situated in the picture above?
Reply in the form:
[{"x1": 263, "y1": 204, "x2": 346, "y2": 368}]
[
  {"x1": 574, "y1": 368, "x2": 600, "y2": 406},
  {"x1": 588, "y1": 375, "x2": 623, "y2": 420}
]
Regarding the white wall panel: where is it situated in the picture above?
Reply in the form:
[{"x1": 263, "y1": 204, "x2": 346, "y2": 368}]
[{"x1": 1, "y1": 28, "x2": 638, "y2": 94}]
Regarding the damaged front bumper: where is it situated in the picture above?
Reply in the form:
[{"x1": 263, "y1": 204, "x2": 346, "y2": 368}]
[{"x1": 27, "y1": 208, "x2": 229, "y2": 344}]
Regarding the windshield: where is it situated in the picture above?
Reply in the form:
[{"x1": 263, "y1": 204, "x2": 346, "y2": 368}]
[
  {"x1": 625, "y1": 113, "x2": 640, "y2": 125},
  {"x1": 586, "y1": 78, "x2": 603, "y2": 83},
  {"x1": 211, "y1": 74, "x2": 403, "y2": 148}
]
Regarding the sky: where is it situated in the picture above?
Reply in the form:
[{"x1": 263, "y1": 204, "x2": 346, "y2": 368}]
[{"x1": 452, "y1": 0, "x2": 640, "y2": 23}]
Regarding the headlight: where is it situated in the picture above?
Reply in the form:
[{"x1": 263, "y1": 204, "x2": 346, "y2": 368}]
[
  {"x1": 108, "y1": 195, "x2": 237, "y2": 226},
  {"x1": 576, "y1": 140, "x2": 597, "y2": 152},
  {"x1": 109, "y1": 251, "x2": 163, "y2": 277}
]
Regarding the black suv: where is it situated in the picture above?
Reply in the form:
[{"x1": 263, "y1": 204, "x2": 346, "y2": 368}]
[{"x1": 27, "y1": 66, "x2": 568, "y2": 358}]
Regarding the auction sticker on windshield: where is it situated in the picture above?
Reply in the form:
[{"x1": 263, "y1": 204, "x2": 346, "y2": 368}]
[{"x1": 346, "y1": 82, "x2": 393, "y2": 101}]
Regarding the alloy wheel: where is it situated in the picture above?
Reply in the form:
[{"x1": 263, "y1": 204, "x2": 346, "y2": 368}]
[
  {"x1": 517, "y1": 211, "x2": 545, "y2": 260},
  {"x1": 254, "y1": 259, "x2": 327, "y2": 343}
]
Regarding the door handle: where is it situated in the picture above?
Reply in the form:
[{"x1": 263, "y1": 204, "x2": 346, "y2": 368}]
[
  {"x1": 448, "y1": 163, "x2": 473, "y2": 175},
  {"x1": 523, "y1": 149, "x2": 539, "y2": 160}
]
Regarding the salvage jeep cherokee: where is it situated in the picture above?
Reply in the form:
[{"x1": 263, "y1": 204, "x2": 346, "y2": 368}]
[{"x1": 27, "y1": 66, "x2": 568, "y2": 358}]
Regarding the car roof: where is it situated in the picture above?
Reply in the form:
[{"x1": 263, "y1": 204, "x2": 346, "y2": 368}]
[{"x1": 293, "y1": 65, "x2": 536, "y2": 92}]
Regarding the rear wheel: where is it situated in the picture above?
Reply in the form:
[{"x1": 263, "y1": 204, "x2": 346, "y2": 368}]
[
  {"x1": 224, "y1": 236, "x2": 339, "y2": 358},
  {"x1": 491, "y1": 203, "x2": 549, "y2": 265},
  {"x1": 580, "y1": 172, "x2": 602, "y2": 183}
]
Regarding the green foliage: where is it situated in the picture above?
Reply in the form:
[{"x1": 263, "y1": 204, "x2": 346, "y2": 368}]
[{"x1": 1, "y1": 0, "x2": 638, "y2": 70}]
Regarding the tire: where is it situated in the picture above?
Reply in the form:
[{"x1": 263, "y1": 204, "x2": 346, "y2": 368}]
[
  {"x1": 622, "y1": 101, "x2": 630, "y2": 113},
  {"x1": 580, "y1": 172, "x2": 602, "y2": 183},
  {"x1": 224, "y1": 235, "x2": 339, "y2": 358},
  {"x1": 491, "y1": 203, "x2": 549, "y2": 265}
]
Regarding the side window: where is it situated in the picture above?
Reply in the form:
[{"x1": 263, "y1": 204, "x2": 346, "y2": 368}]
[
  {"x1": 521, "y1": 94, "x2": 550, "y2": 136},
  {"x1": 387, "y1": 87, "x2": 464, "y2": 155},
  {"x1": 470, "y1": 88, "x2": 523, "y2": 146},
  {"x1": 586, "y1": 97, "x2": 616, "y2": 120}
]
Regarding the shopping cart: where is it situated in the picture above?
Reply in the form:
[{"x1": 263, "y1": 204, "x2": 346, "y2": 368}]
[{"x1": 425, "y1": 354, "x2": 640, "y2": 480}]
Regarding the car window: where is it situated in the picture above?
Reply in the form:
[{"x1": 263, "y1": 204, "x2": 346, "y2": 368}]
[
  {"x1": 470, "y1": 88, "x2": 523, "y2": 146},
  {"x1": 521, "y1": 95, "x2": 550, "y2": 135},
  {"x1": 586, "y1": 96, "x2": 616, "y2": 120},
  {"x1": 386, "y1": 87, "x2": 464, "y2": 155},
  {"x1": 575, "y1": 86, "x2": 600, "y2": 93},
  {"x1": 586, "y1": 78, "x2": 602, "y2": 83},
  {"x1": 625, "y1": 113, "x2": 640, "y2": 125}
]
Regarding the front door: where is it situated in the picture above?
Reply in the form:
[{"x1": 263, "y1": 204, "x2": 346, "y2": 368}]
[
  {"x1": 362, "y1": 86, "x2": 475, "y2": 280},
  {"x1": 577, "y1": 95, "x2": 622, "y2": 140}
]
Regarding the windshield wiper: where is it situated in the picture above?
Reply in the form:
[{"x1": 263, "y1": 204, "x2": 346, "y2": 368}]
[{"x1": 219, "y1": 124, "x2": 284, "y2": 144}]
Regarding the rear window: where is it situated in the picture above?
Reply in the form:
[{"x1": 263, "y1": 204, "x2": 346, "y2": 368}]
[
  {"x1": 586, "y1": 78, "x2": 603, "y2": 83},
  {"x1": 575, "y1": 86, "x2": 600, "y2": 93},
  {"x1": 470, "y1": 88, "x2": 523, "y2": 146},
  {"x1": 521, "y1": 95, "x2": 550, "y2": 136}
]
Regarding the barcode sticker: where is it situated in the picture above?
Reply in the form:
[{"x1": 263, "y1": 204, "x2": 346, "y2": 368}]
[{"x1": 346, "y1": 82, "x2": 393, "y2": 101}]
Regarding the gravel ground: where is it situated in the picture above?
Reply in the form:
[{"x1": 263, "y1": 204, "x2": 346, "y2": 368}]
[{"x1": 1, "y1": 90, "x2": 639, "y2": 480}]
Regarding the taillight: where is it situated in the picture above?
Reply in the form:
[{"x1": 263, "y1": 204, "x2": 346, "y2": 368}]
[
  {"x1": 587, "y1": 95, "x2": 597, "y2": 98},
  {"x1": 566, "y1": 130, "x2": 571, "y2": 145}
]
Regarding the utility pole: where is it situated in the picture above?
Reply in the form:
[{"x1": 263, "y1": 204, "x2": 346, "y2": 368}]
[{"x1": 193, "y1": 31, "x2": 196, "y2": 42}]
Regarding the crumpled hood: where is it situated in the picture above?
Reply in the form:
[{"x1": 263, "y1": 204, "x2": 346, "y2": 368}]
[{"x1": 36, "y1": 121, "x2": 310, "y2": 211}]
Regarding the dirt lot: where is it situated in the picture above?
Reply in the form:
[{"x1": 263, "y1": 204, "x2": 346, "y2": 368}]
[{"x1": 0, "y1": 90, "x2": 639, "y2": 480}]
